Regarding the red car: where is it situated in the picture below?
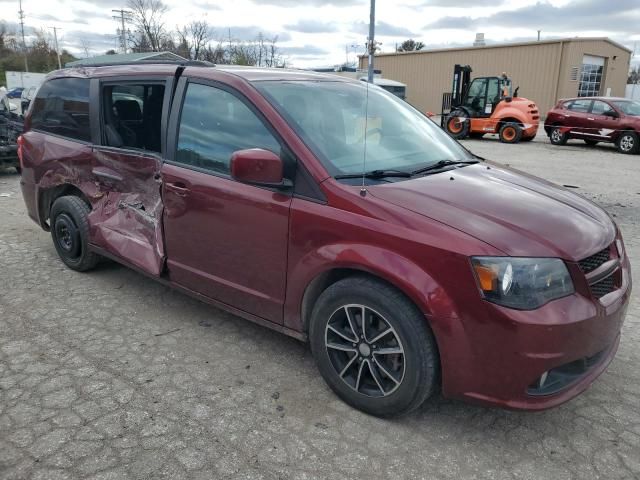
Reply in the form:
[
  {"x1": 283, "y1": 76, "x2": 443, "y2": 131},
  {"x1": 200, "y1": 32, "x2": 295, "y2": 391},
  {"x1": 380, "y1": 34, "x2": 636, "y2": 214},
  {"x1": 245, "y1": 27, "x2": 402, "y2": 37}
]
[
  {"x1": 546, "y1": 96, "x2": 640, "y2": 154},
  {"x1": 19, "y1": 64, "x2": 631, "y2": 416}
]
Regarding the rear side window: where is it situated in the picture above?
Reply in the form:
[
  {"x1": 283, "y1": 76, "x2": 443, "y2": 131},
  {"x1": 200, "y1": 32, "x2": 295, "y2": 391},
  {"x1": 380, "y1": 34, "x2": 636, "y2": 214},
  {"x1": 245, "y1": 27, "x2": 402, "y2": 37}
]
[
  {"x1": 566, "y1": 99, "x2": 592, "y2": 113},
  {"x1": 175, "y1": 83, "x2": 280, "y2": 175},
  {"x1": 30, "y1": 78, "x2": 91, "y2": 142}
]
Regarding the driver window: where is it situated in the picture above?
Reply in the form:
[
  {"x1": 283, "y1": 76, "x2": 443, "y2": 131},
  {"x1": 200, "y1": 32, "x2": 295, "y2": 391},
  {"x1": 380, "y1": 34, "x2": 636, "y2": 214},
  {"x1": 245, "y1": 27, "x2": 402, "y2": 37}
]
[
  {"x1": 176, "y1": 83, "x2": 281, "y2": 176},
  {"x1": 486, "y1": 78, "x2": 500, "y2": 112},
  {"x1": 463, "y1": 79, "x2": 487, "y2": 113}
]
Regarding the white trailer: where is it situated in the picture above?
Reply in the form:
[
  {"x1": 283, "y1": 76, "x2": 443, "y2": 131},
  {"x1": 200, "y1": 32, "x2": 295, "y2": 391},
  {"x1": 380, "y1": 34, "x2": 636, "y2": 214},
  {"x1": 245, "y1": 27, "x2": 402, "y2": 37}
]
[{"x1": 4, "y1": 72, "x2": 47, "y2": 90}]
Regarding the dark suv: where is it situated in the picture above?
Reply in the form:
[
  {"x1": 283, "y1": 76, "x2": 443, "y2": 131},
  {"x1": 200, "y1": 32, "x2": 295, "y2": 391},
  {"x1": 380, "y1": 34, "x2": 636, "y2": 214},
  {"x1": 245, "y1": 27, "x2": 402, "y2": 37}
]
[
  {"x1": 546, "y1": 96, "x2": 640, "y2": 154},
  {"x1": 19, "y1": 64, "x2": 631, "y2": 416}
]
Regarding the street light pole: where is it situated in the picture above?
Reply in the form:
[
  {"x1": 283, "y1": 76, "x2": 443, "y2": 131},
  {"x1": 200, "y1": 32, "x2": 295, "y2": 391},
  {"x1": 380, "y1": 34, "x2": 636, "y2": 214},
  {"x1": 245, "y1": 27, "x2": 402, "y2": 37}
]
[{"x1": 367, "y1": 0, "x2": 376, "y2": 83}]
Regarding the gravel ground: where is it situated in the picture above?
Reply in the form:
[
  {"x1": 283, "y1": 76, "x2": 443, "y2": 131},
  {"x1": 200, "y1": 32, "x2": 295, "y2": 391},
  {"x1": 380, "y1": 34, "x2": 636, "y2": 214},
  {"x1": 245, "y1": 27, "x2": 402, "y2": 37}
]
[{"x1": 1, "y1": 132, "x2": 639, "y2": 480}]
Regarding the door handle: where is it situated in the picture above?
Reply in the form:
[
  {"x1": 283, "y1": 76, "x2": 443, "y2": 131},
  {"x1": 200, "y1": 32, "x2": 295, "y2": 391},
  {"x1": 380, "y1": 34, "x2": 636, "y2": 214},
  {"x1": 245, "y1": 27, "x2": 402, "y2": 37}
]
[
  {"x1": 92, "y1": 167, "x2": 123, "y2": 182},
  {"x1": 587, "y1": 117, "x2": 595, "y2": 121},
  {"x1": 165, "y1": 182, "x2": 190, "y2": 196}
]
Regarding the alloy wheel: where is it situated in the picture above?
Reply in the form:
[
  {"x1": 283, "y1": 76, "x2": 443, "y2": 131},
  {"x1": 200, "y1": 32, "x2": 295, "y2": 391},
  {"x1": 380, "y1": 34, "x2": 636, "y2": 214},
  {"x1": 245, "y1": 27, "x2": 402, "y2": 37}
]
[
  {"x1": 325, "y1": 304, "x2": 405, "y2": 398},
  {"x1": 620, "y1": 134, "x2": 635, "y2": 152},
  {"x1": 551, "y1": 129, "x2": 562, "y2": 143}
]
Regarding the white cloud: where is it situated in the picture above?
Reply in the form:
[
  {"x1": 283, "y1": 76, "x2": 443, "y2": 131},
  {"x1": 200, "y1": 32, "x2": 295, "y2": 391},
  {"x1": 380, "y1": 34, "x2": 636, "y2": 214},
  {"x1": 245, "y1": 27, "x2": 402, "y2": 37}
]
[{"x1": 1, "y1": 0, "x2": 635, "y2": 69}]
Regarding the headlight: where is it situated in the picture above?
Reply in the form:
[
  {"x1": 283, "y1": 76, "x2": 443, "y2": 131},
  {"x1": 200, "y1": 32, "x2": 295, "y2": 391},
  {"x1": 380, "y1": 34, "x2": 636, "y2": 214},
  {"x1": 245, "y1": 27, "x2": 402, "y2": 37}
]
[{"x1": 471, "y1": 257, "x2": 574, "y2": 310}]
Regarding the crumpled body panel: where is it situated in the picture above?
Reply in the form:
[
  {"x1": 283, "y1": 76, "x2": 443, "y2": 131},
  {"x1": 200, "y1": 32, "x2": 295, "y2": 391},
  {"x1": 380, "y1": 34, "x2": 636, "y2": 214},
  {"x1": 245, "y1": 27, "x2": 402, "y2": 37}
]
[{"x1": 29, "y1": 132, "x2": 165, "y2": 277}]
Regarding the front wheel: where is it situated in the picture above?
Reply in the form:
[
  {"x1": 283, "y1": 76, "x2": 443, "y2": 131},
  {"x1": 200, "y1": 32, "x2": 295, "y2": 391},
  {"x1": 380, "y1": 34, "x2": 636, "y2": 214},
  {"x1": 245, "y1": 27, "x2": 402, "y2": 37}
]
[
  {"x1": 445, "y1": 109, "x2": 470, "y2": 139},
  {"x1": 309, "y1": 276, "x2": 439, "y2": 417},
  {"x1": 549, "y1": 126, "x2": 568, "y2": 145},
  {"x1": 616, "y1": 131, "x2": 639, "y2": 154}
]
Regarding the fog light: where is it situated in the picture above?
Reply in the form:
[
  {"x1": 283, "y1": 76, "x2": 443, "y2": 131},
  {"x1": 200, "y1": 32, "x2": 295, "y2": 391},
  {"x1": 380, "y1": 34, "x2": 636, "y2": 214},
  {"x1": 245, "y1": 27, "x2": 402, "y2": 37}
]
[{"x1": 538, "y1": 371, "x2": 549, "y2": 388}]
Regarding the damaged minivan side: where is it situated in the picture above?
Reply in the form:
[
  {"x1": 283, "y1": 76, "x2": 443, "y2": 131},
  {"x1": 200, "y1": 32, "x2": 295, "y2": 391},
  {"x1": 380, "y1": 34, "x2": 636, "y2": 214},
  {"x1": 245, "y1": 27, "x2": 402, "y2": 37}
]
[{"x1": 20, "y1": 64, "x2": 631, "y2": 417}]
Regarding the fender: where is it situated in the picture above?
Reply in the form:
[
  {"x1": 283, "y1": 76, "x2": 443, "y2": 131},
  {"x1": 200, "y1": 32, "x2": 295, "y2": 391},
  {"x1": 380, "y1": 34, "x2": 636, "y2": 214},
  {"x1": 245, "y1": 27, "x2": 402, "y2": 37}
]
[{"x1": 283, "y1": 242, "x2": 473, "y2": 399}]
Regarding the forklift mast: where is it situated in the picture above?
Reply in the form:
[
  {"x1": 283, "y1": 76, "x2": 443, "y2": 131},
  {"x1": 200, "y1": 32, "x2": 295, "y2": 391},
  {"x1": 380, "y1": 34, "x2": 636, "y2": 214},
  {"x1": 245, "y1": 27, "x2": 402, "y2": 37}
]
[{"x1": 451, "y1": 64, "x2": 472, "y2": 108}]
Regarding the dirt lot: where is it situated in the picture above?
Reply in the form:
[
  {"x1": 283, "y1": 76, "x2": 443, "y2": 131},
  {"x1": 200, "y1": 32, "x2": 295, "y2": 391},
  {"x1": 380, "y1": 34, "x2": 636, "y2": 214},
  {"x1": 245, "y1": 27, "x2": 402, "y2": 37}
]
[{"x1": 1, "y1": 133, "x2": 639, "y2": 480}]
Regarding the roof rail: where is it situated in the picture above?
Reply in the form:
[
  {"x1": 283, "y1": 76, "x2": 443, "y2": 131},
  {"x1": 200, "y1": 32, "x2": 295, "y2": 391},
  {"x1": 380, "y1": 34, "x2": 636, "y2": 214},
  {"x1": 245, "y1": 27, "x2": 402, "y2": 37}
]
[{"x1": 66, "y1": 59, "x2": 215, "y2": 68}]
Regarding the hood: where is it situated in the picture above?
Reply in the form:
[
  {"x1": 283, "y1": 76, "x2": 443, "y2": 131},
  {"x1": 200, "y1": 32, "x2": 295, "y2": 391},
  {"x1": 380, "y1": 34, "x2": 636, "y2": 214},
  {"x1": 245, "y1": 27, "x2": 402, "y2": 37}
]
[{"x1": 368, "y1": 164, "x2": 615, "y2": 261}]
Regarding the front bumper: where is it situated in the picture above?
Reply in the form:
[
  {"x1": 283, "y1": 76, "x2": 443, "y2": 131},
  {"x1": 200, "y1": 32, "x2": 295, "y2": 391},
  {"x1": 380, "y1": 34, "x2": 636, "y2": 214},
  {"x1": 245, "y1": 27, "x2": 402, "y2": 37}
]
[{"x1": 440, "y1": 254, "x2": 631, "y2": 410}]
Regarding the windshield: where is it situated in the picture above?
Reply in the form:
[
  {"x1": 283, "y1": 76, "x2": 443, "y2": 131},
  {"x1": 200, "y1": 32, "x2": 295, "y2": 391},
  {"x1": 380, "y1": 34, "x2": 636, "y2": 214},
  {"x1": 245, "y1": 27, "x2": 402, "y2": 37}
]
[
  {"x1": 256, "y1": 80, "x2": 473, "y2": 178},
  {"x1": 612, "y1": 100, "x2": 640, "y2": 116}
]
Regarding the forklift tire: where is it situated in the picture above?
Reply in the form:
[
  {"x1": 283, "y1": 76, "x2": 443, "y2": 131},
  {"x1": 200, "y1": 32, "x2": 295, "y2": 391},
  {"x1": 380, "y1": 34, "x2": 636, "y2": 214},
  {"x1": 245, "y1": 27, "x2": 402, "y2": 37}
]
[
  {"x1": 499, "y1": 123, "x2": 522, "y2": 144},
  {"x1": 445, "y1": 110, "x2": 469, "y2": 140}
]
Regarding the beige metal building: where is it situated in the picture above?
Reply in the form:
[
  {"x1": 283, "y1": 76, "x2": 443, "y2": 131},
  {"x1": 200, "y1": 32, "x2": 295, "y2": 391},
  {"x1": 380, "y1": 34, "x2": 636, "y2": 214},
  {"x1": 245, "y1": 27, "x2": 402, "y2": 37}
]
[{"x1": 359, "y1": 37, "x2": 631, "y2": 116}]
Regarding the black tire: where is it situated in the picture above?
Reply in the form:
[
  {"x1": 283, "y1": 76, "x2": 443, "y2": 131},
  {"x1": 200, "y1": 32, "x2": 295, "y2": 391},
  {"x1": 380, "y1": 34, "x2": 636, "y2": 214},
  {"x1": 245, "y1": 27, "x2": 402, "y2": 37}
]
[
  {"x1": 444, "y1": 109, "x2": 469, "y2": 140},
  {"x1": 584, "y1": 139, "x2": 599, "y2": 146},
  {"x1": 616, "y1": 131, "x2": 639, "y2": 155},
  {"x1": 549, "y1": 126, "x2": 568, "y2": 145},
  {"x1": 498, "y1": 122, "x2": 523, "y2": 143},
  {"x1": 521, "y1": 135, "x2": 535, "y2": 142},
  {"x1": 309, "y1": 276, "x2": 439, "y2": 417},
  {"x1": 50, "y1": 196, "x2": 100, "y2": 272}
]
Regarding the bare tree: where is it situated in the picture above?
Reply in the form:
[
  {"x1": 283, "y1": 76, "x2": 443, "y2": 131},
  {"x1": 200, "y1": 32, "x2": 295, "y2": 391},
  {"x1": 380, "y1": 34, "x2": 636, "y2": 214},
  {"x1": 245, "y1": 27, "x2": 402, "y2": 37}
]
[
  {"x1": 79, "y1": 38, "x2": 93, "y2": 58},
  {"x1": 176, "y1": 20, "x2": 211, "y2": 60},
  {"x1": 126, "y1": 0, "x2": 168, "y2": 52},
  {"x1": 396, "y1": 39, "x2": 424, "y2": 52}
]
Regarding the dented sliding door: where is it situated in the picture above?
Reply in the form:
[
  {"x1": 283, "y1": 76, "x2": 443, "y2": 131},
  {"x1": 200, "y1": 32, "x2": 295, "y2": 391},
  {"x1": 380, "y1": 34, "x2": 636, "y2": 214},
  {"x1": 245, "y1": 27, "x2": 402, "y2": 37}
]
[{"x1": 90, "y1": 146, "x2": 165, "y2": 275}]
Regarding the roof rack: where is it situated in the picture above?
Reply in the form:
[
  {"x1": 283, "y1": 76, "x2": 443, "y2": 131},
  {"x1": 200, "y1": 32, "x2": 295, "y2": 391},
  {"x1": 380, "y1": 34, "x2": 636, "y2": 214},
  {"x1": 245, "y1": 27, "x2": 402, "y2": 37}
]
[{"x1": 66, "y1": 59, "x2": 215, "y2": 68}]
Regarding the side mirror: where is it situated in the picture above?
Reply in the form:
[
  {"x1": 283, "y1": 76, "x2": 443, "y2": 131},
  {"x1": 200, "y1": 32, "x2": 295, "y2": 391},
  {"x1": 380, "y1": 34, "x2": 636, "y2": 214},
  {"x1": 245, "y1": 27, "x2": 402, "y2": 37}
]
[{"x1": 230, "y1": 148, "x2": 291, "y2": 188}]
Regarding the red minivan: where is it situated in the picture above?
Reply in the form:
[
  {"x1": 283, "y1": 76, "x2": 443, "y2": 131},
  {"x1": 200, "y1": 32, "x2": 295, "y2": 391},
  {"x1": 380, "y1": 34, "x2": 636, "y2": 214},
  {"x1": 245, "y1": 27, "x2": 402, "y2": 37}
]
[{"x1": 19, "y1": 64, "x2": 631, "y2": 416}]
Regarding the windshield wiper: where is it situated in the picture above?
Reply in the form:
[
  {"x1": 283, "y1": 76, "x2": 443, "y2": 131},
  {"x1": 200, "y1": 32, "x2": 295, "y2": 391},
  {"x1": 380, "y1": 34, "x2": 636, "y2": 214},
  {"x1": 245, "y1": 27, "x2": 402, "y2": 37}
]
[
  {"x1": 411, "y1": 159, "x2": 479, "y2": 176},
  {"x1": 334, "y1": 169, "x2": 412, "y2": 180}
]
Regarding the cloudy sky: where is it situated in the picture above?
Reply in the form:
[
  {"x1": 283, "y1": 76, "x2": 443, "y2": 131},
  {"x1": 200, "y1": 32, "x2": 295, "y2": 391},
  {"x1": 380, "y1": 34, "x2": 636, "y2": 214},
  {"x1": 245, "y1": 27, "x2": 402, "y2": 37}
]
[{"x1": 1, "y1": 0, "x2": 639, "y2": 68}]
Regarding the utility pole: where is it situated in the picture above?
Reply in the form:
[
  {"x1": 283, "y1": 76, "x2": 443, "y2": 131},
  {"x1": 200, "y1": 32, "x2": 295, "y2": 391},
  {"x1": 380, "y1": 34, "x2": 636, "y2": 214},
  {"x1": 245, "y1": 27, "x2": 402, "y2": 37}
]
[
  {"x1": 537, "y1": 30, "x2": 541, "y2": 41},
  {"x1": 18, "y1": 0, "x2": 29, "y2": 72},
  {"x1": 50, "y1": 27, "x2": 62, "y2": 69},
  {"x1": 112, "y1": 9, "x2": 130, "y2": 53},
  {"x1": 367, "y1": 0, "x2": 376, "y2": 83}
]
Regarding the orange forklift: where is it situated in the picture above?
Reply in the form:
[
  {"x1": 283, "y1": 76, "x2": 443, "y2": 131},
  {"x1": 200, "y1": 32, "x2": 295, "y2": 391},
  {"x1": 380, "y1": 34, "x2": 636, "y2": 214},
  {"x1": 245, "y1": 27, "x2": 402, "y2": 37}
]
[{"x1": 442, "y1": 64, "x2": 540, "y2": 143}]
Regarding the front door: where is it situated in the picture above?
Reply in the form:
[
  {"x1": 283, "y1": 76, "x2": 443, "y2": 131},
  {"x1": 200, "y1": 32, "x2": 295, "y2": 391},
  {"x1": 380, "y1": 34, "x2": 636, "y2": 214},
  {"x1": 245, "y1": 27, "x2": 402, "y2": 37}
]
[
  {"x1": 589, "y1": 100, "x2": 620, "y2": 142},
  {"x1": 91, "y1": 79, "x2": 172, "y2": 276},
  {"x1": 161, "y1": 80, "x2": 292, "y2": 323}
]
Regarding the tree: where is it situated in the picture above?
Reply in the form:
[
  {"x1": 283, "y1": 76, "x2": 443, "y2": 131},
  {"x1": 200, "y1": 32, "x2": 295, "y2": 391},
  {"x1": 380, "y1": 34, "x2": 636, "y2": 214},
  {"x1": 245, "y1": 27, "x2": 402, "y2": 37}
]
[
  {"x1": 126, "y1": 0, "x2": 168, "y2": 52},
  {"x1": 629, "y1": 66, "x2": 640, "y2": 85},
  {"x1": 397, "y1": 39, "x2": 424, "y2": 52},
  {"x1": 175, "y1": 21, "x2": 211, "y2": 60},
  {"x1": 105, "y1": 49, "x2": 117, "y2": 55}
]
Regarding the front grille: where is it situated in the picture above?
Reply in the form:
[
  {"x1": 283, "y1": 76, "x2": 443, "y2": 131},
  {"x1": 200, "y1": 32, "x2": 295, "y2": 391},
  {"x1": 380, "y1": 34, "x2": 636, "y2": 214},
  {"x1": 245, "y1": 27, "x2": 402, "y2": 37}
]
[
  {"x1": 591, "y1": 275, "x2": 615, "y2": 298},
  {"x1": 578, "y1": 247, "x2": 610, "y2": 273}
]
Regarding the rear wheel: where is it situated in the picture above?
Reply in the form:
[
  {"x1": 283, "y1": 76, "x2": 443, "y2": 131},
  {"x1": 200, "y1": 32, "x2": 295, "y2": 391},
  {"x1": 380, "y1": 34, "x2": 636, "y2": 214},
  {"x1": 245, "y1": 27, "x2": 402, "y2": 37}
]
[
  {"x1": 50, "y1": 196, "x2": 100, "y2": 272},
  {"x1": 445, "y1": 109, "x2": 469, "y2": 140},
  {"x1": 616, "y1": 131, "x2": 639, "y2": 154},
  {"x1": 309, "y1": 276, "x2": 439, "y2": 417},
  {"x1": 499, "y1": 122, "x2": 522, "y2": 143},
  {"x1": 549, "y1": 126, "x2": 568, "y2": 145},
  {"x1": 584, "y1": 139, "x2": 599, "y2": 146}
]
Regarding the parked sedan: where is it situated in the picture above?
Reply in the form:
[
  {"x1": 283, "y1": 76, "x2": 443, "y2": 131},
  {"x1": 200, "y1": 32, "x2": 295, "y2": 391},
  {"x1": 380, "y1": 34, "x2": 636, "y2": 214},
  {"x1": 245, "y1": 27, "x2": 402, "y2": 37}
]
[
  {"x1": 6, "y1": 87, "x2": 24, "y2": 99},
  {"x1": 545, "y1": 97, "x2": 640, "y2": 154}
]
